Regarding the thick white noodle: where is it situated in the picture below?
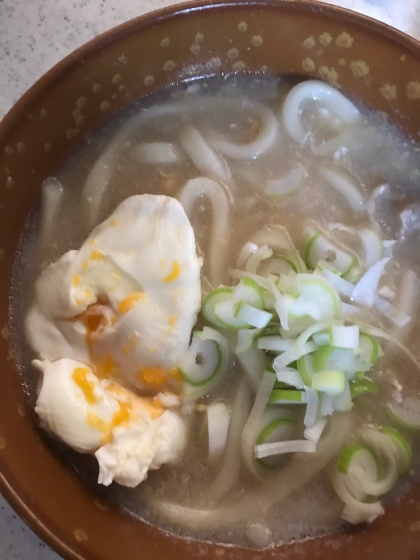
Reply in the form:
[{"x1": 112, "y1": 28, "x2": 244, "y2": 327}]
[
  {"x1": 178, "y1": 177, "x2": 230, "y2": 287},
  {"x1": 151, "y1": 413, "x2": 351, "y2": 530},
  {"x1": 318, "y1": 166, "x2": 365, "y2": 213},
  {"x1": 241, "y1": 370, "x2": 276, "y2": 478},
  {"x1": 213, "y1": 102, "x2": 278, "y2": 160},
  {"x1": 39, "y1": 177, "x2": 64, "y2": 249},
  {"x1": 349, "y1": 429, "x2": 399, "y2": 496},
  {"x1": 249, "y1": 225, "x2": 294, "y2": 254},
  {"x1": 331, "y1": 471, "x2": 384, "y2": 522},
  {"x1": 81, "y1": 95, "x2": 277, "y2": 225},
  {"x1": 82, "y1": 103, "x2": 186, "y2": 227},
  {"x1": 178, "y1": 124, "x2": 232, "y2": 185},
  {"x1": 200, "y1": 378, "x2": 252, "y2": 503},
  {"x1": 131, "y1": 142, "x2": 183, "y2": 164},
  {"x1": 282, "y1": 80, "x2": 361, "y2": 144},
  {"x1": 236, "y1": 343, "x2": 268, "y2": 392}
]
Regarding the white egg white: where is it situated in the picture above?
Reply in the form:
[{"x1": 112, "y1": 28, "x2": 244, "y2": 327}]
[
  {"x1": 34, "y1": 357, "x2": 186, "y2": 486},
  {"x1": 26, "y1": 194, "x2": 202, "y2": 388},
  {"x1": 26, "y1": 194, "x2": 200, "y2": 486}
]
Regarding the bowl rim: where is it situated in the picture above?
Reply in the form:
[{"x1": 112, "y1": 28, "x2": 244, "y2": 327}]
[{"x1": 1, "y1": 0, "x2": 420, "y2": 558}]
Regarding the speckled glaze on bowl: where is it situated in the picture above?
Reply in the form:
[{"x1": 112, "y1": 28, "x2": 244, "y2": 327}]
[{"x1": 2, "y1": 1, "x2": 420, "y2": 559}]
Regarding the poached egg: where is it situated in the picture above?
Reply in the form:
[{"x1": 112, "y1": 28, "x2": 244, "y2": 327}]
[{"x1": 26, "y1": 194, "x2": 201, "y2": 486}]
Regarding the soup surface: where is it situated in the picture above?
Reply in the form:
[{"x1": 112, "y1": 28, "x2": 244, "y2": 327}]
[{"x1": 12, "y1": 75, "x2": 420, "y2": 548}]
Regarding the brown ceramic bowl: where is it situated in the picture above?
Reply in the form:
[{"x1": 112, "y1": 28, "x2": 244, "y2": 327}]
[{"x1": 2, "y1": 1, "x2": 420, "y2": 558}]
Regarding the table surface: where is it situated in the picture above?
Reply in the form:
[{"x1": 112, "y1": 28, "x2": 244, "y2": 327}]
[{"x1": 1, "y1": 0, "x2": 420, "y2": 558}]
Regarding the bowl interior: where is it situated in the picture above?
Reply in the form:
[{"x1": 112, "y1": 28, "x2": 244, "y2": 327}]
[{"x1": 2, "y1": 1, "x2": 420, "y2": 559}]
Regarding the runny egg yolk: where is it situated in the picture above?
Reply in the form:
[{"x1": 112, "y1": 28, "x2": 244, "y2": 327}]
[
  {"x1": 90, "y1": 249, "x2": 104, "y2": 260},
  {"x1": 168, "y1": 366, "x2": 183, "y2": 381},
  {"x1": 72, "y1": 367, "x2": 97, "y2": 405},
  {"x1": 117, "y1": 292, "x2": 146, "y2": 314},
  {"x1": 87, "y1": 401, "x2": 131, "y2": 445},
  {"x1": 136, "y1": 366, "x2": 167, "y2": 387},
  {"x1": 85, "y1": 312, "x2": 104, "y2": 335},
  {"x1": 95, "y1": 353, "x2": 120, "y2": 380},
  {"x1": 161, "y1": 260, "x2": 181, "y2": 283},
  {"x1": 86, "y1": 383, "x2": 164, "y2": 443}
]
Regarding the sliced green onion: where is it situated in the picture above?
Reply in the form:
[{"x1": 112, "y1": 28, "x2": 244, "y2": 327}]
[
  {"x1": 178, "y1": 332, "x2": 222, "y2": 386},
  {"x1": 358, "y1": 323, "x2": 420, "y2": 373},
  {"x1": 236, "y1": 328, "x2": 263, "y2": 354},
  {"x1": 236, "y1": 241, "x2": 258, "y2": 270},
  {"x1": 257, "y1": 335, "x2": 293, "y2": 352},
  {"x1": 280, "y1": 316, "x2": 317, "y2": 339},
  {"x1": 286, "y1": 252, "x2": 307, "y2": 273},
  {"x1": 343, "y1": 264, "x2": 363, "y2": 283},
  {"x1": 255, "y1": 438, "x2": 316, "y2": 459},
  {"x1": 355, "y1": 428, "x2": 400, "y2": 496},
  {"x1": 359, "y1": 227, "x2": 383, "y2": 268},
  {"x1": 202, "y1": 287, "x2": 233, "y2": 328},
  {"x1": 304, "y1": 387, "x2": 319, "y2": 428},
  {"x1": 351, "y1": 257, "x2": 390, "y2": 308},
  {"x1": 304, "y1": 417, "x2": 327, "y2": 443},
  {"x1": 319, "y1": 392, "x2": 333, "y2": 416},
  {"x1": 213, "y1": 277, "x2": 267, "y2": 330},
  {"x1": 181, "y1": 328, "x2": 230, "y2": 400},
  {"x1": 313, "y1": 345, "x2": 355, "y2": 374},
  {"x1": 268, "y1": 389, "x2": 307, "y2": 404},
  {"x1": 267, "y1": 278, "x2": 289, "y2": 331},
  {"x1": 332, "y1": 379, "x2": 352, "y2": 411},
  {"x1": 234, "y1": 303, "x2": 273, "y2": 329},
  {"x1": 321, "y1": 268, "x2": 354, "y2": 298},
  {"x1": 379, "y1": 427, "x2": 412, "y2": 474},
  {"x1": 349, "y1": 378, "x2": 379, "y2": 399},
  {"x1": 338, "y1": 444, "x2": 378, "y2": 477},
  {"x1": 260, "y1": 256, "x2": 296, "y2": 277},
  {"x1": 303, "y1": 226, "x2": 356, "y2": 277},
  {"x1": 297, "y1": 353, "x2": 315, "y2": 386},
  {"x1": 311, "y1": 370, "x2": 345, "y2": 396},
  {"x1": 314, "y1": 259, "x2": 342, "y2": 276},
  {"x1": 245, "y1": 244, "x2": 273, "y2": 274},
  {"x1": 354, "y1": 333, "x2": 381, "y2": 372},
  {"x1": 256, "y1": 417, "x2": 296, "y2": 468},
  {"x1": 312, "y1": 330, "x2": 331, "y2": 346},
  {"x1": 387, "y1": 397, "x2": 420, "y2": 431},
  {"x1": 277, "y1": 271, "x2": 299, "y2": 296},
  {"x1": 274, "y1": 381, "x2": 294, "y2": 389},
  {"x1": 330, "y1": 325, "x2": 359, "y2": 349},
  {"x1": 336, "y1": 443, "x2": 378, "y2": 503},
  {"x1": 232, "y1": 277, "x2": 265, "y2": 310},
  {"x1": 261, "y1": 288, "x2": 276, "y2": 309},
  {"x1": 214, "y1": 299, "x2": 250, "y2": 329},
  {"x1": 276, "y1": 368, "x2": 305, "y2": 389},
  {"x1": 274, "y1": 320, "x2": 341, "y2": 371},
  {"x1": 293, "y1": 273, "x2": 341, "y2": 320}
]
